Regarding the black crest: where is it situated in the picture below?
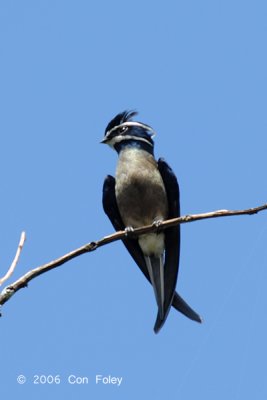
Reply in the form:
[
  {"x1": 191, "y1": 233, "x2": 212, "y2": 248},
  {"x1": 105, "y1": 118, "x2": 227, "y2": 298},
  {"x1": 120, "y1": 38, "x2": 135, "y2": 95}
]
[{"x1": 105, "y1": 110, "x2": 137, "y2": 134}]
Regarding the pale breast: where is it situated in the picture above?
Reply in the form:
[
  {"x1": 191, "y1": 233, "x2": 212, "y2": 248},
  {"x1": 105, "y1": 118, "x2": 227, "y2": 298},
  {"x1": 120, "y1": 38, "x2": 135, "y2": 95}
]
[{"x1": 115, "y1": 148, "x2": 168, "y2": 228}]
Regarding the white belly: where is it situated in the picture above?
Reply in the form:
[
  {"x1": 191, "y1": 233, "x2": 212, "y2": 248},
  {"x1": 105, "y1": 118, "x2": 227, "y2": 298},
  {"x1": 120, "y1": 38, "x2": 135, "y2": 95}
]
[{"x1": 138, "y1": 232, "x2": 165, "y2": 257}]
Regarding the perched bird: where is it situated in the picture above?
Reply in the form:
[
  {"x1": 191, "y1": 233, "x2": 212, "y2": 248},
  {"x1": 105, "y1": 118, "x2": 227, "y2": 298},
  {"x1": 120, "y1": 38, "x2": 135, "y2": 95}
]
[{"x1": 101, "y1": 111, "x2": 201, "y2": 333}]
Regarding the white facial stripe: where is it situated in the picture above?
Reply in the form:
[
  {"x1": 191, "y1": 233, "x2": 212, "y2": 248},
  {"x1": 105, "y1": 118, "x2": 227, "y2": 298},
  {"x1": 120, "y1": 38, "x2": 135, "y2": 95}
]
[
  {"x1": 107, "y1": 134, "x2": 153, "y2": 148},
  {"x1": 106, "y1": 121, "x2": 156, "y2": 138}
]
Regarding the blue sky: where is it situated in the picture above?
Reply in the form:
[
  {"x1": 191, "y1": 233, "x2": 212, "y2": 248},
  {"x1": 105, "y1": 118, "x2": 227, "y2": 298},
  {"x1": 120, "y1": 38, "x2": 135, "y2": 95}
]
[{"x1": 0, "y1": 1, "x2": 267, "y2": 399}]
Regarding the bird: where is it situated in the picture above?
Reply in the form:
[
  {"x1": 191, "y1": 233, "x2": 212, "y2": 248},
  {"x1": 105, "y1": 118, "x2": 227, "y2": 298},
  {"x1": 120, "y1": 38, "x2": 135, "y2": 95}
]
[{"x1": 101, "y1": 110, "x2": 202, "y2": 333}]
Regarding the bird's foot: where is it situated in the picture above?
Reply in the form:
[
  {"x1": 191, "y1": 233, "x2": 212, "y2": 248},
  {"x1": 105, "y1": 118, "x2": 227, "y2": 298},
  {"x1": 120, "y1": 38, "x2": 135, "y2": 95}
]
[
  {"x1": 153, "y1": 219, "x2": 163, "y2": 233},
  {"x1": 125, "y1": 226, "x2": 135, "y2": 238}
]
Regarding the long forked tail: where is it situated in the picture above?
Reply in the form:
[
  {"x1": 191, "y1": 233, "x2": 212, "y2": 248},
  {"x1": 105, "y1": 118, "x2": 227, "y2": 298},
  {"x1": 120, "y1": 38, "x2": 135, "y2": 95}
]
[{"x1": 154, "y1": 293, "x2": 202, "y2": 333}]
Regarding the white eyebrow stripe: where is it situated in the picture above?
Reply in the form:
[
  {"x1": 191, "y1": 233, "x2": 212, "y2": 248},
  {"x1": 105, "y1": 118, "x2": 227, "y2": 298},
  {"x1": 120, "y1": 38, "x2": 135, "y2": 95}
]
[
  {"x1": 106, "y1": 121, "x2": 156, "y2": 138},
  {"x1": 108, "y1": 134, "x2": 153, "y2": 147}
]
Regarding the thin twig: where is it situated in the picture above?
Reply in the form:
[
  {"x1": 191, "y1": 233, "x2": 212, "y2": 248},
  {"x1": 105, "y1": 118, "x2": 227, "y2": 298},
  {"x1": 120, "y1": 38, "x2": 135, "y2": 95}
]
[
  {"x1": 0, "y1": 203, "x2": 266, "y2": 309},
  {"x1": 0, "y1": 231, "x2": 26, "y2": 286}
]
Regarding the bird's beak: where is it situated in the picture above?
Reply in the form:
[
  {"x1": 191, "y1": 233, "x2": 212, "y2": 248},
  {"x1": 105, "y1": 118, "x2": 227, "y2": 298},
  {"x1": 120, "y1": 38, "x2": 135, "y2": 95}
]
[{"x1": 100, "y1": 137, "x2": 108, "y2": 144}]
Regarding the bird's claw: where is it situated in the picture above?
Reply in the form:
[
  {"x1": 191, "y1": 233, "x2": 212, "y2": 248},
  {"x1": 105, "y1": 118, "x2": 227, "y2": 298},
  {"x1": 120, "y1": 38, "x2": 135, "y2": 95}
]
[
  {"x1": 125, "y1": 226, "x2": 135, "y2": 237},
  {"x1": 153, "y1": 219, "x2": 163, "y2": 233}
]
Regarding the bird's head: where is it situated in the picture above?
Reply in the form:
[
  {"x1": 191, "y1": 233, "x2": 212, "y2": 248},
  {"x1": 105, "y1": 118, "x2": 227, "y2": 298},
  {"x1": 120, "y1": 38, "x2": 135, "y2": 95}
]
[{"x1": 101, "y1": 110, "x2": 156, "y2": 154}]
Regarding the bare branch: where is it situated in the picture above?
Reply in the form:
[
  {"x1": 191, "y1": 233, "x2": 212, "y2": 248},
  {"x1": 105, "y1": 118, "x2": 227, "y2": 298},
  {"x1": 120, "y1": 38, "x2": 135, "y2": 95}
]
[
  {"x1": 0, "y1": 203, "x2": 266, "y2": 309},
  {"x1": 0, "y1": 231, "x2": 26, "y2": 286}
]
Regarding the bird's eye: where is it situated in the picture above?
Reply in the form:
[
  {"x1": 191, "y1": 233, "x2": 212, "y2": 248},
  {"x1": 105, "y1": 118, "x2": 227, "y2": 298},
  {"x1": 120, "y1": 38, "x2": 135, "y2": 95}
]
[{"x1": 119, "y1": 126, "x2": 128, "y2": 134}]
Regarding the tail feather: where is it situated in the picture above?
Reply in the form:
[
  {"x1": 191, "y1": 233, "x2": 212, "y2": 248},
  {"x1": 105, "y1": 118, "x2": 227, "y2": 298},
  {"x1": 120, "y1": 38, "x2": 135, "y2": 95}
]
[
  {"x1": 145, "y1": 255, "x2": 165, "y2": 320},
  {"x1": 154, "y1": 293, "x2": 202, "y2": 333}
]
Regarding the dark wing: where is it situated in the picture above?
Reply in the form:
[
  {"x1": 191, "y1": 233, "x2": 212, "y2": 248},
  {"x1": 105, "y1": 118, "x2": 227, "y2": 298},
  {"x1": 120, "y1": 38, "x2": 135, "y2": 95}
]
[
  {"x1": 154, "y1": 158, "x2": 202, "y2": 333},
  {"x1": 102, "y1": 175, "x2": 150, "y2": 280},
  {"x1": 103, "y1": 174, "x2": 202, "y2": 328}
]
